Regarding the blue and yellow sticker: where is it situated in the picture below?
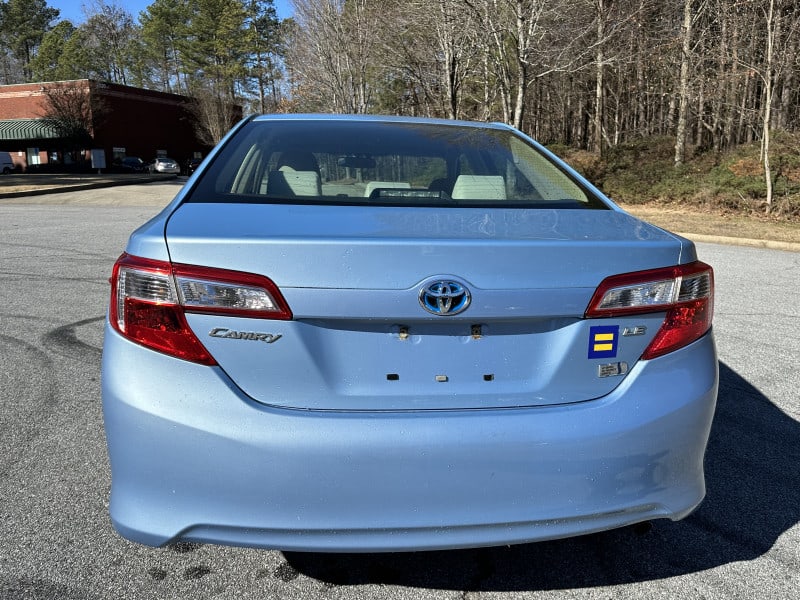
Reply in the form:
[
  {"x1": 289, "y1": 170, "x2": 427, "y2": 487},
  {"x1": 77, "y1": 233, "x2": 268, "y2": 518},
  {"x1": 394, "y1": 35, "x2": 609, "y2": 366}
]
[{"x1": 588, "y1": 325, "x2": 619, "y2": 359}]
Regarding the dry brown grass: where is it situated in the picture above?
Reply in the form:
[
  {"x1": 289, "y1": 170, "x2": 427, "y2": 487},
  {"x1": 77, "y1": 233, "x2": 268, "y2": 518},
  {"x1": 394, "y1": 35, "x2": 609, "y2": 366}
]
[{"x1": 621, "y1": 203, "x2": 800, "y2": 245}]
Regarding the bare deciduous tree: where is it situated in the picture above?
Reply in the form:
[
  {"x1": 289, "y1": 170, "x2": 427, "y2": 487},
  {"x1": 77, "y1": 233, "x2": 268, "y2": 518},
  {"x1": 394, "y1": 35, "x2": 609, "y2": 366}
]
[
  {"x1": 39, "y1": 80, "x2": 107, "y2": 150},
  {"x1": 289, "y1": 0, "x2": 382, "y2": 113},
  {"x1": 188, "y1": 83, "x2": 241, "y2": 145}
]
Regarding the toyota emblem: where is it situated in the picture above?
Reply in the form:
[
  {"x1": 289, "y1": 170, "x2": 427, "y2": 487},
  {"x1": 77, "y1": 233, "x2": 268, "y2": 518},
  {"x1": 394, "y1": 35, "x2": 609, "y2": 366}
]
[{"x1": 419, "y1": 280, "x2": 471, "y2": 316}]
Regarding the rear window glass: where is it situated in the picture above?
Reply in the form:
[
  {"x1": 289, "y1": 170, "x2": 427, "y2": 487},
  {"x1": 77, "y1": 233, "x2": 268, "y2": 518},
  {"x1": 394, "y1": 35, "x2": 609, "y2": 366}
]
[{"x1": 185, "y1": 119, "x2": 608, "y2": 209}]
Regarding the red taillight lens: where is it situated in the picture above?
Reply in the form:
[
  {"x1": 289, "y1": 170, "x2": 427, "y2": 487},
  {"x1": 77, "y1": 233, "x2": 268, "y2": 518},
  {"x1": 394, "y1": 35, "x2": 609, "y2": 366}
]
[
  {"x1": 586, "y1": 261, "x2": 714, "y2": 360},
  {"x1": 121, "y1": 298, "x2": 217, "y2": 365},
  {"x1": 109, "y1": 253, "x2": 292, "y2": 364}
]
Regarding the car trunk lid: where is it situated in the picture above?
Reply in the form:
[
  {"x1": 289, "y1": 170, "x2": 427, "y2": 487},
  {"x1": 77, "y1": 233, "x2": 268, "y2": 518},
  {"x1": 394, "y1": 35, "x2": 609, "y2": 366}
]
[{"x1": 165, "y1": 203, "x2": 689, "y2": 411}]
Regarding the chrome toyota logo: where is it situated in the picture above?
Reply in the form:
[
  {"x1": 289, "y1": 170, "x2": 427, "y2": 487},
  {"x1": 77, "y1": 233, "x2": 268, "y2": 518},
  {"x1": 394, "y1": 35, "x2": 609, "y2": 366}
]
[{"x1": 419, "y1": 280, "x2": 471, "y2": 316}]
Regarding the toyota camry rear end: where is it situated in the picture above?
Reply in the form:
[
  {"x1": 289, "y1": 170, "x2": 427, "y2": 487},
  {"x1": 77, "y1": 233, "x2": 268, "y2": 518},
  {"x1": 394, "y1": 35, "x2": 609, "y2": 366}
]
[{"x1": 102, "y1": 114, "x2": 717, "y2": 552}]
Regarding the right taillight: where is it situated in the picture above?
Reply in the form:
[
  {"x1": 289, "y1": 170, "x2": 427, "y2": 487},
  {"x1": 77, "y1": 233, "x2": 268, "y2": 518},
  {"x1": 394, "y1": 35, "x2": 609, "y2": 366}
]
[
  {"x1": 110, "y1": 253, "x2": 292, "y2": 364},
  {"x1": 585, "y1": 261, "x2": 714, "y2": 360}
]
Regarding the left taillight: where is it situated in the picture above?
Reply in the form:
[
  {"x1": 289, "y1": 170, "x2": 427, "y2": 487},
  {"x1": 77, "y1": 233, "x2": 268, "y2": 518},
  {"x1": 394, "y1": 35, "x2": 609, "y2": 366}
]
[
  {"x1": 585, "y1": 261, "x2": 714, "y2": 360},
  {"x1": 109, "y1": 253, "x2": 292, "y2": 364}
]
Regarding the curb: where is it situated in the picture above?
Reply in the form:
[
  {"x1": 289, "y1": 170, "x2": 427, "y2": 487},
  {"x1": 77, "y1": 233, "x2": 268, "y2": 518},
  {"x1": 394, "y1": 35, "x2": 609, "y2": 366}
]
[
  {"x1": 677, "y1": 232, "x2": 800, "y2": 253},
  {"x1": 0, "y1": 175, "x2": 175, "y2": 199}
]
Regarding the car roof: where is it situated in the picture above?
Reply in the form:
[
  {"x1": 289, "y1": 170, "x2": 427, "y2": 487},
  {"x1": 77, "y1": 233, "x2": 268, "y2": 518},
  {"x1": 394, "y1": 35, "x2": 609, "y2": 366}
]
[{"x1": 248, "y1": 113, "x2": 513, "y2": 132}]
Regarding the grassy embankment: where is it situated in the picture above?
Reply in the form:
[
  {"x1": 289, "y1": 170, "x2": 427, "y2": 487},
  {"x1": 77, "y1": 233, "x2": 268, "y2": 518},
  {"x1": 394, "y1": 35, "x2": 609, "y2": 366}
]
[{"x1": 551, "y1": 133, "x2": 800, "y2": 245}]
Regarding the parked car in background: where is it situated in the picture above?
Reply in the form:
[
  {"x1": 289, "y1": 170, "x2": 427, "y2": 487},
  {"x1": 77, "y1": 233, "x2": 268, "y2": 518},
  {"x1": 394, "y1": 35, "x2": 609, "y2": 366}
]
[
  {"x1": 103, "y1": 114, "x2": 718, "y2": 553},
  {"x1": 118, "y1": 156, "x2": 147, "y2": 173},
  {"x1": 185, "y1": 157, "x2": 203, "y2": 175},
  {"x1": 0, "y1": 151, "x2": 16, "y2": 174},
  {"x1": 148, "y1": 157, "x2": 181, "y2": 174}
]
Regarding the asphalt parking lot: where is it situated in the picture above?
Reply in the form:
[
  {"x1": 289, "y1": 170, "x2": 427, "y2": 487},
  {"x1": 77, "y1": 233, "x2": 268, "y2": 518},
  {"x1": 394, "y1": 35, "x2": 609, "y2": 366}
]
[{"x1": 0, "y1": 181, "x2": 798, "y2": 599}]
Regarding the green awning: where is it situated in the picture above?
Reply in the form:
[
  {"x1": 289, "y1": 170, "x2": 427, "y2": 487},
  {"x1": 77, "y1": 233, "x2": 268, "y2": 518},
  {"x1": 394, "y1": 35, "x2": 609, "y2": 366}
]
[{"x1": 0, "y1": 118, "x2": 61, "y2": 141}]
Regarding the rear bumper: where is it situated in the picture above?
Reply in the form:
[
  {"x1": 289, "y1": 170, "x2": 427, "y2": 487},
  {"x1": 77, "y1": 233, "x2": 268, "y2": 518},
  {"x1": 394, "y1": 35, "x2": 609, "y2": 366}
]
[{"x1": 102, "y1": 324, "x2": 718, "y2": 552}]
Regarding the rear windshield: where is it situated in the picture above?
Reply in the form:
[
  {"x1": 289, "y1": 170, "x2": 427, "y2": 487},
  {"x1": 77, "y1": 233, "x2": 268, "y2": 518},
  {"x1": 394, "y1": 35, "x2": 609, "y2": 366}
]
[{"x1": 185, "y1": 119, "x2": 608, "y2": 209}]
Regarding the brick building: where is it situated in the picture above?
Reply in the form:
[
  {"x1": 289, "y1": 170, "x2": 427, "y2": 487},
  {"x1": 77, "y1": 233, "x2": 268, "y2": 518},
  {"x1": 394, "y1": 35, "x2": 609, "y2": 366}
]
[{"x1": 0, "y1": 79, "x2": 211, "y2": 172}]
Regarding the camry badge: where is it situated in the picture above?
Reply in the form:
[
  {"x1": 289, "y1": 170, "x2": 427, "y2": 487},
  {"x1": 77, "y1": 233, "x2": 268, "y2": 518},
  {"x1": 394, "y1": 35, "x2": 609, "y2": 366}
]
[
  {"x1": 419, "y1": 280, "x2": 471, "y2": 316},
  {"x1": 209, "y1": 328, "x2": 282, "y2": 343}
]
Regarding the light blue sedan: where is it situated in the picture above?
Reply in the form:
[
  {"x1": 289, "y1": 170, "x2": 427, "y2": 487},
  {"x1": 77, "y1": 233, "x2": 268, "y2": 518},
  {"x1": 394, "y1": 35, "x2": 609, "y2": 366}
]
[{"x1": 102, "y1": 114, "x2": 717, "y2": 552}]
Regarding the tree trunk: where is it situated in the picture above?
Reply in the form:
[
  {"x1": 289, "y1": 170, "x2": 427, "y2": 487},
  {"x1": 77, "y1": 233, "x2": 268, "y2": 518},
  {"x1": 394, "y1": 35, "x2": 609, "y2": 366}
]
[
  {"x1": 512, "y1": 1, "x2": 527, "y2": 130},
  {"x1": 674, "y1": 0, "x2": 693, "y2": 166},
  {"x1": 777, "y1": 32, "x2": 797, "y2": 130},
  {"x1": 593, "y1": 0, "x2": 605, "y2": 155},
  {"x1": 636, "y1": 30, "x2": 646, "y2": 136},
  {"x1": 762, "y1": 0, "x2": 776, "y2": 214}
]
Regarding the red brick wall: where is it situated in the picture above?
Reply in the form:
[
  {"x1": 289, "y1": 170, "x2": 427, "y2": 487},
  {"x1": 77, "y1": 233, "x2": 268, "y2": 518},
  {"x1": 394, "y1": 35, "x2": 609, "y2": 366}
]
[
  {"x1": 91, "y1": 81, "x2": 206, "y2": 164},
  {"x1": 0, "y1": 84, "x2": 51, "y2": 118},
  {"x1": 0, "y1": 80, "x2": 212, "y2": 170}
]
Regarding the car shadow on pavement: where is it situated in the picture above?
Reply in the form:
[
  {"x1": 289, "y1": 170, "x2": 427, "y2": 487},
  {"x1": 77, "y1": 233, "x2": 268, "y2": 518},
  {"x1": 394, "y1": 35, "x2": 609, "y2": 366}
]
[{"x1": 282, "y1": 360, "x2": 800, "y2": 591}]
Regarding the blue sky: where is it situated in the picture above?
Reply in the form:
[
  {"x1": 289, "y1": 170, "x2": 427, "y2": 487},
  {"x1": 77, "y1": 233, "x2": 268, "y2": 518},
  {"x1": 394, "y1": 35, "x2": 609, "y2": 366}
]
[{"x1": 48, "y1": 0, "x2": 293, "y2": 25}]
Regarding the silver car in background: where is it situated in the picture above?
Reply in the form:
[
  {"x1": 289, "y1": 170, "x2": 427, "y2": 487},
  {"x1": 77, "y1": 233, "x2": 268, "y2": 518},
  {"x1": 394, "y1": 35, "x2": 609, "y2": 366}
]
[{"x1": 148, "y1": 157, "x2": 180, "y2": 174}]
